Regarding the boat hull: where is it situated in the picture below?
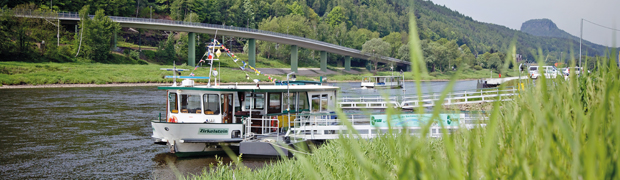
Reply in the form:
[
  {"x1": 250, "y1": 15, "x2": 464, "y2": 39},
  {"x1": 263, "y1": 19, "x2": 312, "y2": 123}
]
[{"x1": 151, "y1": 121, "x2": 244, "y2": 157}]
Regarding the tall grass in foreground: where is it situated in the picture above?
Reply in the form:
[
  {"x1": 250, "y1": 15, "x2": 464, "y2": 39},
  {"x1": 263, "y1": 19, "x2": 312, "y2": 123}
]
[{"x1": 189, "y1": 3, "x2": 618, "y2": 180}]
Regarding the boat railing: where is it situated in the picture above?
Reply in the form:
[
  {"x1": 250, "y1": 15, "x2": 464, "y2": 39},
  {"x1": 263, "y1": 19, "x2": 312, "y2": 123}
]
[
  {"x1": 338, "y1": 96, "x2": 400, "y2": 109},
  {"x1": 247, "y1": 115, "x2": 280, "y2": 137},
  {"x1": 400, "y1": 87, "x2": 517, "y2": 108},
  {"x1": 288, "y1": 112, "x2": 489, "y2": 140}
]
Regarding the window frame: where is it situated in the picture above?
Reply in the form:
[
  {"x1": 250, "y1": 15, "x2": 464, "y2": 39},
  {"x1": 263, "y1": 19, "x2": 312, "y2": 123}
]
[{"x1": 203, "y1": 93, "x2": 221, "y2": 115}]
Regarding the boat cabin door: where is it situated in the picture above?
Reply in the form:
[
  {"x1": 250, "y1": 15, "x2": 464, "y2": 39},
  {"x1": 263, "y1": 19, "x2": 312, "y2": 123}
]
[{"x1": 221, "y1": 93, "x2": 234, "y2": 123}]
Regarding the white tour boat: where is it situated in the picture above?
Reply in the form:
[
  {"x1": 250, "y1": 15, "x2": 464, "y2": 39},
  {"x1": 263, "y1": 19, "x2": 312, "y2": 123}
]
[
  {"x1": 151, "y1": 38, "x2": 339, "y2": 157},
  {"x1": 361, "y1": 76, "x2": 403, "y2": 89}
]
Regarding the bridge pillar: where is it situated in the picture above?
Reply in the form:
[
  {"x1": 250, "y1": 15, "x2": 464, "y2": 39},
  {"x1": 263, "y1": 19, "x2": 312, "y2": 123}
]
[
  {"x1": 320, "y1": 51, "x2": 327, "y2": 72},
  {"x1": 291, "y1": 45, "x2": 298, "y2": 73},
  {"x1": 345, "y1": 56, "x2": 351, "y2": 71},
  {"x1": 188, "y1": 32, "x2": 196, "y2": 67},
  {"x1": 248, "y1": 38, "x2": 256, "y2": 67}
]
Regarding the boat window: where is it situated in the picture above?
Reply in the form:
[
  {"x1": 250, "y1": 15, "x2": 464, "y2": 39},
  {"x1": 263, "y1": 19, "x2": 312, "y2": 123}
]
[
  {"x1": 283, "y1": 92, "x2": 297, "y2": 112},
  {"x1": 181, "y1": 94, "x2": 201, "y2": 113},
  {"x1": 268, "y1": 93, "x2": 282, "y2": 114},
  {"x1": 254, "y1": 93, "x2": 265, "y2": 109},
  {"x1": 243, "y1": 93, "x2": 265, "y2": 110},
  {"x1": 311, "y1": 95, "x2": 320, "y2": 112},
  {"x1": 169, "y1": 92, "x2": 178, "y2": 113},
  {"x1": 203, "y1": 94, "x2": 220, "y2": 115},
  {"x1": 321, "y1": 94, "x2": 328, "y2": 111},
  {"x1": 244, "y1": 93, "x2": 252, "y2": 110},
  {"x1": 298, "y1": 92, "x2": 308, "y2": 111}
]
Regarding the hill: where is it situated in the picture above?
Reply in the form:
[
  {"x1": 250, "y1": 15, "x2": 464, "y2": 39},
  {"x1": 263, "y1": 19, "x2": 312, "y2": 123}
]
[{"x1": 520, "y1": 18, "x2": 606, "y2": 55}]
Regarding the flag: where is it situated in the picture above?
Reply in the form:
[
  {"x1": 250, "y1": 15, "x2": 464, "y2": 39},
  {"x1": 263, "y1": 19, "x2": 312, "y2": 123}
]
[
  {"x1": 199, "y1": 59, "x2": 205, "y2": 63},
  {"x1": 234, "y1": 58, "x2": 238, "y2": 63},
  {"x1": 190, "y1": 73, "x2": 194, "y2": 76},
  {"x1": 194, "y1": 66, "x2": 199, "y2": 70}
]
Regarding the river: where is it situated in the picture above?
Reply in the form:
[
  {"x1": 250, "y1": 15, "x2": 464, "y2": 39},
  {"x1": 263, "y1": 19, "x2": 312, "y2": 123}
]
[{"x1": 0, "y1": 81, "x2": 477, "y2": 179}]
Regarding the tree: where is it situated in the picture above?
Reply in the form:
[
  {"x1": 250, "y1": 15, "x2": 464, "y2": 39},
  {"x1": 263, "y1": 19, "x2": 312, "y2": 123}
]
[
  {"x1": 327, "y1": 6, "x2": 347, "y2": 27},
  {"x1": 382, "y1": 32, "x2": 402, "y2": 57},
  {"x1": 75, "y1": 6, "x2": 121, "y2": 63},
  {"x1": 397, "y1": 43, "x2": 410, "y2": 62},
  {"x1": 361, "y1": 38, "x2": 390, "y2": 72}
]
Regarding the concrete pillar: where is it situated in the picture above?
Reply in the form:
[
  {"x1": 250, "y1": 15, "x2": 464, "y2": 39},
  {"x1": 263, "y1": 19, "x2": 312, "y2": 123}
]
[
  {"x1": 291, "y1": 45, "x2": 298, "y2": 73},
  {"x1": 248, "y1": 38, "x2": 256, "y2": 67},
  {"x1": 320, "y1": 51, "x2": 327, "y2": 72},
  {"x1": 345, "y1": 56, "x2": 351, "y2": 71},
  {"x1": 188, "y1": 32, "x2": 196, "y2": 67}
]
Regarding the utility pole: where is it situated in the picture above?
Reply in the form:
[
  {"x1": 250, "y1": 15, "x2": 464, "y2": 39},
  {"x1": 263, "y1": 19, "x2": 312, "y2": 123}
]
[
  {"x1": 579, "y1": 18, "x2": 583, "y2": 67},
  {"x1": 150, "y1": 6, "x2": 152, "y2": 19}
]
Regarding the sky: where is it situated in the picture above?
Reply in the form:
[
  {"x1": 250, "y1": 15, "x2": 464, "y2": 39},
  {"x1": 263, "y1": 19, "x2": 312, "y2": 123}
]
[{"x1": 429, "y1": 0, "x2": 620, "y2": 48}]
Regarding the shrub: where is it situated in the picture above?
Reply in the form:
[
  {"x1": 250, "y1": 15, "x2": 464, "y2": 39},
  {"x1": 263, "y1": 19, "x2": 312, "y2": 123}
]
[
  {"x1": 129, "y1": 50, "x2": 140, "y2": 60},
  {"x1": 473, "y1": 65, "x2": 483, "y2": 70}
]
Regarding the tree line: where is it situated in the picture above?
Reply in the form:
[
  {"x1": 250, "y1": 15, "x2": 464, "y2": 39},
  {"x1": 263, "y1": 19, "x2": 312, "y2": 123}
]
[{"x1": 1, "y1": 0, "x2": 609, "y2": 72}]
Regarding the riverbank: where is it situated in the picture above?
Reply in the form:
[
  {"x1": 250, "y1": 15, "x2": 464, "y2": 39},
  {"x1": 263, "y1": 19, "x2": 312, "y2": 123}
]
[{"x1": 1, "y1": 62, "x2": 519, "y2": 86}]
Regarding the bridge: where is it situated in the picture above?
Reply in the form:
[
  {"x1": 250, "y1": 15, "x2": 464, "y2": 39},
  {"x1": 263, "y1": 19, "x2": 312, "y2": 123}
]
[{"x1": 6, "y1": 9, "x2": 410, "y2": 72}]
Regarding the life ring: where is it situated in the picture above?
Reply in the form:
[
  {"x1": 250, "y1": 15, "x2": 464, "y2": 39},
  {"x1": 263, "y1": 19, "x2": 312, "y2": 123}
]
[
  {"x1": 271, "y1": 116, "x2": 278, "y2": 132},
  {"x1": 168, "y1": 116, "x2": 178, "y2": 123}
]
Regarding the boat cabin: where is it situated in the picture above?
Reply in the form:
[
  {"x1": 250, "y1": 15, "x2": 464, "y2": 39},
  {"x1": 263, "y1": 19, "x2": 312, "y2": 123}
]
[
  {"x1": 160, "y1": 82, "x2": 339, "y2": 125},
  {"x1": 361, "y1": 76, "x2": 403, "y2": 88}
]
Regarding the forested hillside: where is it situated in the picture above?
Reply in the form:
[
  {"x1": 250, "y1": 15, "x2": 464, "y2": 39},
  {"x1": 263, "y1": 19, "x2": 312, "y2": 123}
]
[
  {"x1": 520, "y1": 18, "x2": 606, "y2": 55},
  {"x1": 1, "y1": 0, "x2": 607, "y2": 73}
]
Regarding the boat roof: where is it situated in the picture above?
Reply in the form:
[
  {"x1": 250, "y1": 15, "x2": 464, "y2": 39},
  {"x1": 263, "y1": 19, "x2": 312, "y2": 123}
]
[{"x1": 159, "y1": 84, "x2": 339, "y2": 93}]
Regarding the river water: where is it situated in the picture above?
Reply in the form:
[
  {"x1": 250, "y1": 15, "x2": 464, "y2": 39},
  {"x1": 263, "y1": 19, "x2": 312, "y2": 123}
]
[{"x1": 0, "y1": 81, "x2": 477, "y2": 179}]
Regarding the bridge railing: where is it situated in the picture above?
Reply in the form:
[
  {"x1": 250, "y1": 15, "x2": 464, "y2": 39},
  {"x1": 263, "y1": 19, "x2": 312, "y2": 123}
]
[{"x1": 2, "y1": 8, "x2": 406, "y2": 64}]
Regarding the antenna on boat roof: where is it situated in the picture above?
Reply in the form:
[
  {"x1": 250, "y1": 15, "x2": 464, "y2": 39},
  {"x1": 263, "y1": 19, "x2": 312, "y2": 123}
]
[{"x1": 160, "y1": 61, "x2": 190, "y2": 86}]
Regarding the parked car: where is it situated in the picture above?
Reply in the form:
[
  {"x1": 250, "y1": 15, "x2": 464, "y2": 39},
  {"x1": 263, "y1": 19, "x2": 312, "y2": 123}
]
[{"x1": 529, "y1": 66, "x2": 558, "y2": 79}]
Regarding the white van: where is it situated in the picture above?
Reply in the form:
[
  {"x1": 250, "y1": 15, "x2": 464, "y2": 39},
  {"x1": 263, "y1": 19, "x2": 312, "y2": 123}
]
[{"x1": 529, "y1": 66, "x2": 558, "y2": 79}]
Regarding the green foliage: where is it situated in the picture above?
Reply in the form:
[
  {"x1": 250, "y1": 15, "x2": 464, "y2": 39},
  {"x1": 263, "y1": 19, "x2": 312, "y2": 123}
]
[
  {"x1": 327, "y1": 6, "x2": 347, "y2": 27},
  {"x1": 473, "y1": 65, "x2": 482, "y2": 70},
  {"x1": 361, "y1": 38, "x2": 390, "y2": 72},
  {"x1": 73, "y1": 6, "x2": 121, "y2": 63},
  {"x1": 155, "y1": 35, "x2": 177, "y2": 65},
  {"x1": 129, "y1": 50, "x2": 140, "y2": 60},
  {"x1": 382, "y1": 32, "x2": 403, "y2": 57}
]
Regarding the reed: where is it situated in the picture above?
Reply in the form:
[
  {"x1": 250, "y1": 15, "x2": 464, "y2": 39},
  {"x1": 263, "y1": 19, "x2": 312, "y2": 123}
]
[{"x1": 189, "y1": 1, "x2": 619, "y2": 179}]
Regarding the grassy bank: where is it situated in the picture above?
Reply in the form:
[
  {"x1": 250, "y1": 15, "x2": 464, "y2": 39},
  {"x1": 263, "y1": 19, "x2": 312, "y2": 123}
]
[
  {"x1": 0, "y1": 61, "x2": 298, "y2": 85},
  {"x1": 1, "y1": 60, "x2": 520, "y2": 85}
]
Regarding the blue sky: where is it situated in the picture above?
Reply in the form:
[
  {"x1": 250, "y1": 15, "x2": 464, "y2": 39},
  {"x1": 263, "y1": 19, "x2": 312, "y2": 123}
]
[{"x1": 429, "y1": 0, "x2": 620, "y2": 48}]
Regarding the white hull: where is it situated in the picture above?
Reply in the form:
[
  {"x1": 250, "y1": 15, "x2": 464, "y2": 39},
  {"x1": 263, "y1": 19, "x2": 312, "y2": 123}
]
[
  {"x1": 361, "y1": 82, "x2": 402, "y2": 89},
  {"x1": 151, "y1": 121, "x2": 244, "y2": 156}
]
